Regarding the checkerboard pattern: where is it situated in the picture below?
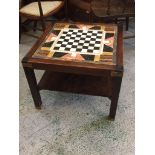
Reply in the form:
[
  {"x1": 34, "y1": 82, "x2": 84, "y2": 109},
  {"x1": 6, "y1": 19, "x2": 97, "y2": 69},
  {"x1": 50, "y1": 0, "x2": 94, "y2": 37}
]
[
  {"x1": 52, "y1": 29, "x2": 104, "y2": 54},
  {"x1": 33, "y1": 23, "x2": 117, "y2": 64}
]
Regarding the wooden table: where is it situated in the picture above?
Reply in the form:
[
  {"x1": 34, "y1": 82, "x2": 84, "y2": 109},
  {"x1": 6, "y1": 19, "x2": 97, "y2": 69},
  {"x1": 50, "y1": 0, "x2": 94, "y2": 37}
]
[{"x1": 22, "y1": 22, "x2": 123, "y2": 120}]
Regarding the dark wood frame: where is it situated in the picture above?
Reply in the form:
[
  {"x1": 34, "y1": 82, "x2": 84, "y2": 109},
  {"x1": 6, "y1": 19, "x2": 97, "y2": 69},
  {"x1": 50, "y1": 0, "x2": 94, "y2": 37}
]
[{"x1": 22, "y1": 22, "x2": 123, "y2": 120}]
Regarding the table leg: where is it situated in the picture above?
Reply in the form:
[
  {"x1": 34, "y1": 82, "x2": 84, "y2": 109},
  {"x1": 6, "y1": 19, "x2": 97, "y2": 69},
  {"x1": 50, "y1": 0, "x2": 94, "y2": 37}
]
[
  {"x1": 65, "y1": 0, "x2": 69, "y2": 21},
  {"x1": 23, "y1": 67, "x2": 42, "y2": 109},
  {"x1": 126, "y1": 17, "x2": 129, "y2": 31},
  {"x1": 109, "y1": 75, "x2": 122, "y2": 120}
]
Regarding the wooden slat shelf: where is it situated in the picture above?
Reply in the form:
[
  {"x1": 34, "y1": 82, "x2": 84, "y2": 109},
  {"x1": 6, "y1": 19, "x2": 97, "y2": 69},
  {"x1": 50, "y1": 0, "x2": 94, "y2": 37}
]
[{"x1": 38, "y1": 71, "x2": 111, "y2": 97}]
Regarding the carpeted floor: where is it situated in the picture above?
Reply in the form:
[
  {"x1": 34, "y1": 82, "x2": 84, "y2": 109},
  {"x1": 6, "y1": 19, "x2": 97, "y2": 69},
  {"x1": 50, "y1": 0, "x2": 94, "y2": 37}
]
[{"x1": 19, "y1": 20, "x2": 135, "y2": 155}]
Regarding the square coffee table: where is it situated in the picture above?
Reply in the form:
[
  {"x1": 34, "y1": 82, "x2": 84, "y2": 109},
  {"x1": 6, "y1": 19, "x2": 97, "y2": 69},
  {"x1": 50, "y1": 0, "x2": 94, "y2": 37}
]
[{"x1": 22, "y1": 22, "x2": 123, "y2": 120}]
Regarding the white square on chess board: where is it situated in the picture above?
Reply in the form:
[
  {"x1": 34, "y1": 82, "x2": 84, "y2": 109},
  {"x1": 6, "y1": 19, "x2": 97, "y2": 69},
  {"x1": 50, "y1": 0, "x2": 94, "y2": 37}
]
[
  {"x1": 77, "y1": 32, "x2": 82, "y2": 35},
  {"x1": 67, "y1": 31, "x2": 73, "y2": 35},
  {"x1": 70, "y1": 48, "x2": 76, "y2": 52},
  {"x1": 71, "y1": 34, "x2": 76, "y2": 37},
  {"x1": 73, "y1": 29, "x2": 78, "y2": 32},
  {"x1": 59, "y1": 47, "x2": 65, "y2": 50},
  {"x1": 91, "y1": 36, "x2": 96, "y2": 39},
  {"x1": 69, "y1": 40, "x2": 74, "y2": 43},
  {"x1": 62, "y1": 42, "x2": 68, "y2": 45},
  {"x1": 75, "y1": 37, "x2": 81, "y2": 40},
  {"x1": 73, "y1": 42, "x2": 78, "y2": 46},
  {"x1": 85, "y1": 38, "x2": 91, "y2": 41},
  {"x1": 66, "y1": 45, "x2": 72, "y2": 48},
  {"x1": 79, "y1": 40, "x2": 85, "y2": 43},
  {"x1": 65, "y1": 37, "x2": 70, "y2": 39}
]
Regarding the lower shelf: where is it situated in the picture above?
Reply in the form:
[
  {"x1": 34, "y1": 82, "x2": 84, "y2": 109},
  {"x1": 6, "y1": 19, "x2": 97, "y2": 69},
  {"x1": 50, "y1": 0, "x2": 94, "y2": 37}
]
[{"x1": 38, "y1": 71, "x2": 111, "y2": 97}]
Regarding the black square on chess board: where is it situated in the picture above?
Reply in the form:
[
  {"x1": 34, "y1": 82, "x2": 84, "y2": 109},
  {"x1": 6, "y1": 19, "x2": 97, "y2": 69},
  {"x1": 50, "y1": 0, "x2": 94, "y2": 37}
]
[{"x1": 51, "y1": 29, "x2": 104, "y2": 54}]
